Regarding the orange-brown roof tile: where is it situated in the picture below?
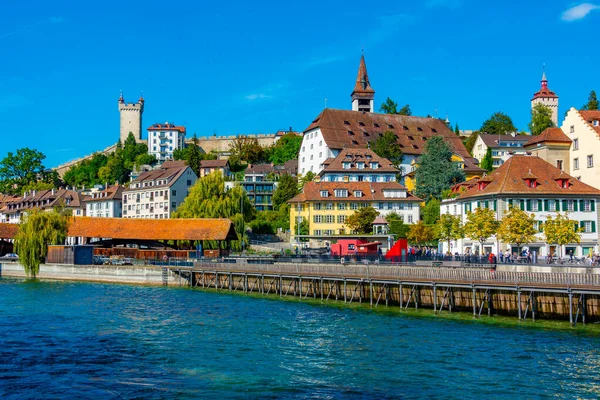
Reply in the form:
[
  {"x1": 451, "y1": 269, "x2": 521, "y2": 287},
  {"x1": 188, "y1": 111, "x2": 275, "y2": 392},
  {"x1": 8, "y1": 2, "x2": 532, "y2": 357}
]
[
  {"x1": 524, "y1": 127, "x2": 571, "y2": 148},
  {"x1": 288, "y1": 181, "x2": 421, "y2": 203},
  {"x1": 0, "y1": 223, "x2": 18, "y2": 239},
  {"x1": 305, "y1": 108, "x2": 484, "y2": 174},
  {"x1": 68, "y1": 217, "x2": 238, "y2": 241},
  {"x1": 456, "y1": 155, "x2": 600, "y2": 199},
  {"x1": 147, "y1": 123, "x2": 186, "y2": 133},
  {"x1": 579, "y1": 110, "x2": 600, "y2": 136},
  {"x1": 319, "y1": 148, "x2": 399, "y2": 175},
  {"x1": 352, "y1": 55, "x2": 374, "y2": 95}
]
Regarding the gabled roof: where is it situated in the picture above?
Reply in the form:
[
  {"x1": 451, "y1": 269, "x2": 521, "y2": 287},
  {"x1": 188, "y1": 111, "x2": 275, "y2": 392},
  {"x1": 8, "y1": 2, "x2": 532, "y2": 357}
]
[
  {"x1": 352, "y1": 55, "x2": 374, "y2": 95},
  {"x1": 305, "y1": 108, "x2": 484, "y2": 174},
  {"x1": 83, "y1": 186, "x2": 125, "y2": 202},
  {"x1": 0, "y1": 223, "x2": 18, "y2": 239},
  {"x1": 3, "y1": 189, "x2": 84, "y2": 215},
  {"x1": 478, "y1": 134, "x2": 530, "y2": 147},
  {"x1": 579, "y1": 110, "x2": 600, "y2": 136},
  {"x1": 456, "y1": 155, "x2": 600, "y2": 199},
  {"x1": 524, "y1": 127, "x2": 572, "y2": 148},
  {"x1": 319, "y1": 148, "x2": 398, "y2": 175},
  {"x1": 127, "y1": 161, "x2": 190, "y2": 190},
  {"x1": 199, "y1": 160, "x2": 229, "y2": 168},
  {"x1": 288, "y1": 181, "x2": 421, "y2": 203},
  {"x1": 68, "y1": 217, "x2": 238, "y2": 241}
]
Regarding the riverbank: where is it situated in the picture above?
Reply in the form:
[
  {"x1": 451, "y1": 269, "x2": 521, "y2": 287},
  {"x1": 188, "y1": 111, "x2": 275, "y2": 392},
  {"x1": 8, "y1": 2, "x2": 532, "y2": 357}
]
[{"x1": 0, "y1": 262, "x2": 182, "y2": 285}]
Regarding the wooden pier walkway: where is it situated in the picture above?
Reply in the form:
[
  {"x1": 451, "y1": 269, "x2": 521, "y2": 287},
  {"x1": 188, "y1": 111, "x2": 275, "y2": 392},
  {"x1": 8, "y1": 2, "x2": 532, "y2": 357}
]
[{"x1": 166, "y1": 261, "x2": 600, "y2": 326}]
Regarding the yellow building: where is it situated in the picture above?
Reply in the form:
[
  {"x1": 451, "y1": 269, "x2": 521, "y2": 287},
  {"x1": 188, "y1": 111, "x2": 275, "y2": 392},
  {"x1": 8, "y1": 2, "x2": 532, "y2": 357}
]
[{"x1": 289, "y1": 181, "x2": 421, "y2": 245}]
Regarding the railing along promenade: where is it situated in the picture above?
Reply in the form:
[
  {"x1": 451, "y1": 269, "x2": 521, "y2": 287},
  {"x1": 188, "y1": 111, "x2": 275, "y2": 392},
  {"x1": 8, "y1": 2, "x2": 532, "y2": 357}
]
[{"x1": 193, "y1": 260, "x2": 600, "y2": 289}]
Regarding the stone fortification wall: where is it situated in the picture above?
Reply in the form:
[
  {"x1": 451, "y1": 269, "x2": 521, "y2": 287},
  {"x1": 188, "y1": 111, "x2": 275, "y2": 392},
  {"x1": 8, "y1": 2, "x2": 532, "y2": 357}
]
[{"x1": 193, "y1": 134, "x2": 277, "y2": 154}]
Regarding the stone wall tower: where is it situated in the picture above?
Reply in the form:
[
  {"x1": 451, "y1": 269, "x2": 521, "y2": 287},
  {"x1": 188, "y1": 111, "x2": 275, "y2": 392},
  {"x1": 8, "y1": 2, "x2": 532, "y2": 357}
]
[
  {"x1": 531, "y1": 69, "x2": 559, "y2": 127},
  {"x1": 118, "y1": 92, "x2": 144, "y2": 143},
  {"x1": 351, "y1": 55, "x2": 375, "y2": 113}
]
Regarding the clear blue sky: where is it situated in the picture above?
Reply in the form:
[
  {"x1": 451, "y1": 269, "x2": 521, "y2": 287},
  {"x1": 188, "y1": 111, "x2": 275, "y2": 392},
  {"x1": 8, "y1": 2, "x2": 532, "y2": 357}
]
[{"x1": 1, "y1": 0, "x2": 599, "y2": 167}]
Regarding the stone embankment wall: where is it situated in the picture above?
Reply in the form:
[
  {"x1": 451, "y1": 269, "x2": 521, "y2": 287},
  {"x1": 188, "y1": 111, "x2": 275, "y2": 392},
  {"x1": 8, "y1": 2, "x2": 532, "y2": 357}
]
[{"x1": 0, "y1": 263, "x2": 180, "y2": 286}]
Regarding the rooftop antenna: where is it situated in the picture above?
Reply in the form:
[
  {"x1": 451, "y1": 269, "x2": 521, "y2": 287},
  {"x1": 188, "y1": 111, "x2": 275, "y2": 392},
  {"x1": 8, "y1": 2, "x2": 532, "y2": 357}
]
[
  {"x1": 325, "y1": 94, "x2": 328, "y2": 109},
  {"x1": 435, "y1": 105, "x2": 439, "y2": 118}
]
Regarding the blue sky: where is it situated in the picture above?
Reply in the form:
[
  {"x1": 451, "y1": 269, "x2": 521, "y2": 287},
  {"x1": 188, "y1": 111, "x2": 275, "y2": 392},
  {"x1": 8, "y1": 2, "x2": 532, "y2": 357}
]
[{"x1": 1, "y1": 0, "x2": 599, "y2": 167}]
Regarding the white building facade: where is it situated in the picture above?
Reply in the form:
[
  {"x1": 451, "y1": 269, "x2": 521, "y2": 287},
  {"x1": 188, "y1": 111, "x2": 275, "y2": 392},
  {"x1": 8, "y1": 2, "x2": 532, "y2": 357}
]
[
  {"x1": 441, "y1": 156, "x2": 600, "y2": 258},
  {"x1": 147, "y1": 123, "x2": 186, "y2": 163},
  {"x1": 561, "y1": 108, "x2": 600, "y2": 188},
  {"x1": 122, "y1": 161, "x2": 197, "y2": 219},
  {"x1": 84, "y1": 186, "x2": 124, "y2": 218}
]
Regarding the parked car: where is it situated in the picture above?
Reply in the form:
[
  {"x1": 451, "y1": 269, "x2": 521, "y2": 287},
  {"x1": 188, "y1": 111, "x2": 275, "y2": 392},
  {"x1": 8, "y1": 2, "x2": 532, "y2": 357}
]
[{"x1": 0, "y1": 253, "x2": 19, "y2": 261}]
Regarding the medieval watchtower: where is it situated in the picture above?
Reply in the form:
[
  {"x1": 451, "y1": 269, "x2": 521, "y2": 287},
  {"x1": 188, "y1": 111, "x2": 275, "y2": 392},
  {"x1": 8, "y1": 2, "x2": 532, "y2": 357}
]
[
  {"x1": 531, "y1": 69, "x2": 559, "y2": 127},
  {"x1": 118, "y1": 92, "x2": 144, "y2": 143}
]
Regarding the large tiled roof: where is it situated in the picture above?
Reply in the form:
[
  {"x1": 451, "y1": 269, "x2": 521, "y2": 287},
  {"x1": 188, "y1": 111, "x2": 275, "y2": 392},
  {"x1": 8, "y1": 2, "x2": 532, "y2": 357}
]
[
  {"x1": 320, "y1": 148, "x2": 398, "y2": 174},
  {"x1": 532, "y1": 77, "x2": 558, "y2": 100},
  {"x1": 524, "y1": 127, "x2": 572, "y2": 148},
  {"x1": 68, "y1": 217, "x2": 238, "y2": 241},
  {"x1": 305, "y1": 108, "x2": 483, "y2": 173},
  {"x1": 288, "y1": 181, "x2": 421, "y2": 203},
  {"x1": 478, "y1": 134, "x2": 530, "y2": 147},
  {"x1": 456, "y1": 155, "x2": 600, "y2": 199},
  {"x1": 579, "y1": 110, "x2": 600, "y2": 136}
]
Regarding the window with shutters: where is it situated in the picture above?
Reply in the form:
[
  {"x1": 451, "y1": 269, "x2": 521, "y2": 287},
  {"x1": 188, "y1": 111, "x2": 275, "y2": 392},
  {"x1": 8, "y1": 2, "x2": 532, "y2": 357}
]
[
  {"x1": 337, "y1": 203, "x2": 347, "y2": 210},
  {"x1": 548, "y1": 200, "x2": 556, "y2": 211},
  {"x1": 531, "y1": 200, "x2": 539, "y2": 211},
  {"x1": 326, "y1": 203, "x2": 333, "y2": 210},
  {"x1": 337, "y1": 215, "x2": 346, "y2": 224},
  {"x1": 325, "y1": 215, "x2": 334, "y2": 224},
  {"x1": 314, "y1": 203, "x2": 322, "y2": 210},
  {"x1": 566, "y1": 200, "x2": 574, "y2": 212},
  {"x1": 313, "y1": 215, "x2": 322, "y2": 223},
  {"x1": 350, "y1": 203, "x2": 358, "y2": 210},
  {"x1": 583, "y1": 221, "x2": 596, "y2": 233}
]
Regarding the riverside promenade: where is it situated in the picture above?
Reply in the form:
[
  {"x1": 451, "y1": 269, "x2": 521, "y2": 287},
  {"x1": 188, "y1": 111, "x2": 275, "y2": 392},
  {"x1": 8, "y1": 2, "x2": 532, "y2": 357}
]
[{"x1": 2, "y1": 259, "x2": 599, "y2": 325}]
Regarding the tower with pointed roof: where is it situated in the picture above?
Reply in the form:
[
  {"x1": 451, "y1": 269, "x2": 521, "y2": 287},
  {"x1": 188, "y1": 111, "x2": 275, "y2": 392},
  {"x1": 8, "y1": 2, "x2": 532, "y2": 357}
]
[
  {"x1": 351, "y1": 55, "x2": 375, "y2": 113},
  {"x1": 118, "y1": 91, "x2": 145, "y2": 143},
  {"x1": 531, "y1": 68, "x2": 559, "y2": 127}
]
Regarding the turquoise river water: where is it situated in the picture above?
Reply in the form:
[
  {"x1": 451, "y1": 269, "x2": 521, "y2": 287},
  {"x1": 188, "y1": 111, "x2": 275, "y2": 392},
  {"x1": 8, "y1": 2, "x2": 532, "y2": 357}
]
[{"x1": 1, "y1": 278, "x2": 600, "y2": 399}]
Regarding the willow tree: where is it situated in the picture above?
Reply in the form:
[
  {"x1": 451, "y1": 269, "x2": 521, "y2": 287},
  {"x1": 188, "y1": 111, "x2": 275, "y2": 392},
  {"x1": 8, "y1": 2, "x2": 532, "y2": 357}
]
[
  {"x1": 14, "y1": 208, "x2": 69, "y2": 278},
  {"x1": 173, "y1": 171, "x2": 255, "y2": 251}
]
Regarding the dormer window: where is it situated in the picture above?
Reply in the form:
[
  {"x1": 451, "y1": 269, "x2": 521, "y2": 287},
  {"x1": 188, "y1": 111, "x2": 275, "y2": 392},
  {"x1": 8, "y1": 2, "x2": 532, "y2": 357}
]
[
  {"x1": 354, "y1": 191, "x2": 363, "y2": 198},
  {"x1": 343, "y1": 162, "x2": 351, "y2": 170},
  {"x1": 412, "y1": 145, "x2": 418, "y2": 149},
  {"x1": 343, "y1": 120, "x2": 350, "y2": 125},
  {"x1": 408, "y1": 136, "x2": 414, "y2": 140},
  {"x1": 358, "y1": 121, "x2": 365, "y2": 126},
  {"x1": 357, "y1": 162, "x2": 365, "y2": 170},
  {"x1": 555, "y1": 178, "x2": 570, "y2": 189},
  {"x1": 403, "y1": 125, "x2": 409, "y2": 131},
  {"x1": 352, "y1": 140, "x2": 359, "y2": 145},
  {"x1": 370, "y1": 162, "x2": 379, "y2": 169},
  {"x1": 363, "y1": 131, "x2": 370, "y2": 137},
  {"x1": 347, "y1": 130, "x2": 354, "y2": 136},
  {"x1": 594, "y1": 120, "x2": 599, "y2": 126},
  {"x1": 334, "y1": 189, "x2": 348, "y2": 198},
  {"x1": 320, "y1": 190, "x2": 329, "y2": 198},
  {"x1": 524, "y1": 179, "x2": 537, "y2": 188},
  {"x1": 431, "y1": 128, "x2": 437, "y2": 133},
  {"x1": 417, "y1": 127, "x2": 423, "y2": 132},
  {"x1": 374, "y1": 123, "x2": 380, "y2": 128},
  {"x1": 388, "y1": 124, "x2": 394, "y2": 129}
]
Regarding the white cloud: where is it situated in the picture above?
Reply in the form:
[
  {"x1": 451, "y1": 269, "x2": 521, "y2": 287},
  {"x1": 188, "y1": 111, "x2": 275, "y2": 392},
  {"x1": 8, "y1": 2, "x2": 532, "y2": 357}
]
[
  {"x1": 244, "y1": 93, "x2": 272, "y2": 101},
  {"x1": 561, "y1": 3, "x2": 600, "y2": 21}
]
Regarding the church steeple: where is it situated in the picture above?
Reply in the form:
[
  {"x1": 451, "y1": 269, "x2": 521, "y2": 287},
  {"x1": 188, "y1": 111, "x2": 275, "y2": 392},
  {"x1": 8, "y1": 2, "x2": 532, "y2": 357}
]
[{"x1": 351, "y1": 54, "x2": 375, "y2": 112}]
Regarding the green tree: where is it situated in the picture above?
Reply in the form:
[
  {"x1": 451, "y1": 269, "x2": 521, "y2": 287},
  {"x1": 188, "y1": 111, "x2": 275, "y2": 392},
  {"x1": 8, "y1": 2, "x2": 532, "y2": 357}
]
[
  {"x1": 14, "y1": 208, "x2": 69, "y2": 278},
  {"x1": 496, "y1": 206, "x2": 537, "y2": 255},
  {"x1": 542, "y1": 213, "x2": 581, "y2": 258},
  {"x1": 422, "y1": 199, "x2": 440, "y2": 225},
  {"x1": 299, "y1": 171, "x2": 315, "y2": 188},
  {"x1": 62, "y1": 153, "x2": 108, "y2": 188},
  {"x1": 272, "y1": 174, "x2": 299, "y2": 210},
  {"x1": 415, "y1": 137, "x2": 465, "y2": 201},
  {"x1": 480, "y1": 112, "x2": 517, "y2": 135},
  {"x1": 228, "y1": 136, "x2": 267, "y2": 171},
  {"x1": 435, "y1": 213, "x2": 464, "y2": 251},
  {"x1": 582, "y1": 90, "x2": 598, "y2": 110},
  {"x1": 0, "y1": 148, "x2": 51, "y2": 195},
  {"x1": 173, "y1": 134, "x2": 213, "y2": 177},
  {"x1": 379, "y1": 97, "x2": 398, "y2": 114},
  {"x1": 481, "y1": 148, "x2": 494, "y2": 172},
  {"x1": 298, "y1": 217, "x2": 310, "y2": 242},
  {"x1": 379, "y1": 97, "x2": 411, "y2": 115},
  {"x1": 454, "y1": 123, "x2": 460, "y2": 136},
  {"x1": 269, "y1": 133, "x2": 302, "y2": 165},
  {"x1": 386, "y1": 212, "x2": 410, "y2": 238},
  {"x1": 345, "y1": 206, "x2": 378, "y2": 234},
  {"x1": 172, "y1": 171, "x2": 255, "y2": 251},
  {"x1": 371, "y1": 131, "x2": 403, "y2": 166},
  {"x1": 464, "y1": 131, "x2": 479, "y2": 154},
  {"x1": 529, "y1": 103, "x2": 554, "y2": 136},
  {"x1": 463, "y1": 207, "x2": 499, "y2": 254},
  {"x1": 407, "y1": 220, "x2": 434, "y2": 246}
]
